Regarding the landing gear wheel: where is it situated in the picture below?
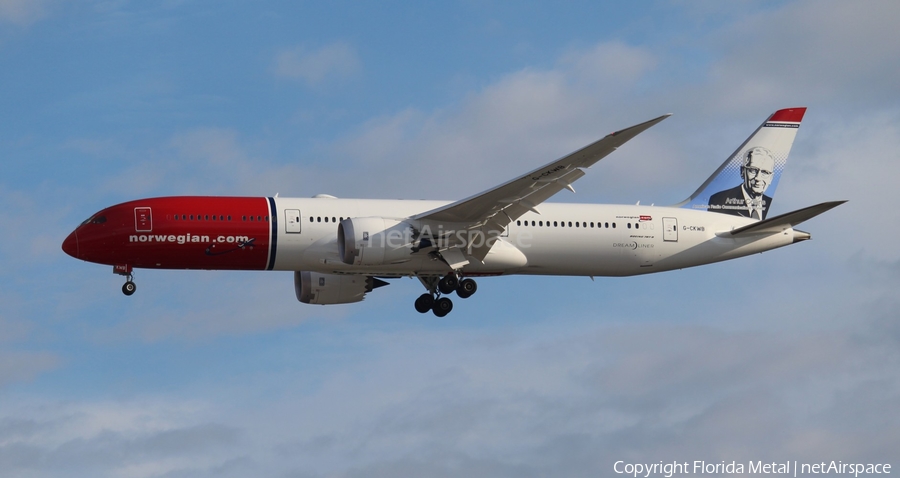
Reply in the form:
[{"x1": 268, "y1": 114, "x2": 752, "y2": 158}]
[
  {"x1": 122, "y1": 281, "x2": 136, "y2": 296},
  {"x1": 414, "y1": 293, "x2": 435, "y2": 313},
  {"x1": 432, "y1": 297, "x2": 453, "y2": 317},
  {"x1": 438, "y1": 274, "x2": 459, "y2": 294},
  {"x1": 456, "y1": 278, "x2": 477, "y2": 299}
]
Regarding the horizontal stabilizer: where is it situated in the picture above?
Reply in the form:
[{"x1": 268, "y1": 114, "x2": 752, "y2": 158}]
[{"x1": 723, "y1": 200, "x2": 847, "y2": 237}]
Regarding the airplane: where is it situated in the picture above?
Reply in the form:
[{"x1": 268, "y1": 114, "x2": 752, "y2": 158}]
[{"x1": 62, "y1": 107, "x2": 845, "y2": 316}]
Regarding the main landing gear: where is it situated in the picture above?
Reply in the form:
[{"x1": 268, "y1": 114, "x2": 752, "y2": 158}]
[
  {"x1": 415, "y1": 273, "x2": 477, "y2": 317},
  {"x1": 114, "y1": 264, "x2": 136, "y2": 296}
]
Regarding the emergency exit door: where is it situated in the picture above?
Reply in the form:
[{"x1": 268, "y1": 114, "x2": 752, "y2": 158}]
[{"x1": 285, "y1": 209, "x2": 302, "y2": 233}]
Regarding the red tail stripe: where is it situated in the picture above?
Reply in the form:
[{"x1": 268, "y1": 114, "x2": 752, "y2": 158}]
[{"x1": 769, "y1": 107, "x2": 806, "y2": 123}]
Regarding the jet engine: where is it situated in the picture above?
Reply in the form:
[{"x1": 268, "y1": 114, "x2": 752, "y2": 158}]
[
  {"x1": 337, "y1": 217, "x2": 419, "y2": 266},
  {"x1": 294, "y1": 271, "x2": 389, "y2": 305}
]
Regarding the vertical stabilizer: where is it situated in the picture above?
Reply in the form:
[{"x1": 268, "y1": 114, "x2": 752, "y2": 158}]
[{"x1": 677, "y1": 107, "x2": 806, "y2": 220}]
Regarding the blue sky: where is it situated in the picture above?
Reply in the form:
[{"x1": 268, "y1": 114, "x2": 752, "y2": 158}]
[{"x1": 2, "y1": 1, "x2": 900, "y2": 476}]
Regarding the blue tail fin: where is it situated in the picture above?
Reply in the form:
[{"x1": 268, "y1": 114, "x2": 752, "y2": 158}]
[{"x1": 677, "y1": 107, "x2": 806, "y2": 220}]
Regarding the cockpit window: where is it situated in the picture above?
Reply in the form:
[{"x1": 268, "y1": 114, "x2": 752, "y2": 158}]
[{"x1": 80, "y1": 215, "x2": 107, "y2": 225}]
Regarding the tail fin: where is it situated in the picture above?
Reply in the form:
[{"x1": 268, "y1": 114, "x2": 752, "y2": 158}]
[{"x1": 677, "y1": 107, "x2": 806, "y2": 220}]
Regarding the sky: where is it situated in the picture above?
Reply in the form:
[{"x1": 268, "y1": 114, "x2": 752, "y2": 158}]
[{"x1": 1, "y1": 1, "x2": 899, "y2": 476}]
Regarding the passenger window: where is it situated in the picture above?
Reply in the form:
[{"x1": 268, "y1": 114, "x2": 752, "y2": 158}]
[
  {"x1": 554, "y1": 221, "x2": 558, "y2": 227},
  {"x1": 568, "y1": 222, "x2": 572, "y2": 227},
  {"x1": 612, "y1": 223, "x2": 616, "y2": 228},
  {"x1": 517, "y1": 220, "x2": 521, "y2": 226},
  {"x1": 575, "y1": 222, "x2": 579, "y2": 227},
  {"x1": 309, "y1": 216, "x2": 314, "y2": 222}
]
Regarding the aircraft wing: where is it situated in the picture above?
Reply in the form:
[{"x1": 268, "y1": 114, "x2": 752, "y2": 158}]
[
  {"x1": 411, "y1": 113, "x2": 670, "y2": 262},
  {"x1": 413, "y1": 113, "x2": 671, "y2": 224}
]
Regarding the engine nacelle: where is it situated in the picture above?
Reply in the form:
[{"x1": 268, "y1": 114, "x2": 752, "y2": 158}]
[
  {"x1": 294, "y1": 271, "x2": 388, "y2": 305},
  {"x1": 337, "y1": 217, "x2": 417, "y2": 266}
]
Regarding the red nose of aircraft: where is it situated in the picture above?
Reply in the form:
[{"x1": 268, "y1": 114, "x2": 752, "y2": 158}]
[{"x1": 62, "y1": 230, "x2": 79, "y2": 258}]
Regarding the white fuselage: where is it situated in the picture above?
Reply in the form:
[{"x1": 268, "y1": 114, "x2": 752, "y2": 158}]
[{"x1": 269, "y1": 197, "x2": 795, "y2": 277}]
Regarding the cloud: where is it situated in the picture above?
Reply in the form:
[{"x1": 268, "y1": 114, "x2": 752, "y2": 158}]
[
  {"x1": 0, "y1": 0, "x2": 48, "y2": 26},
  {"x1": 0, "y1": 351, "x2": 58, "y2": 388},
  {"x1": 275, "y1": 318, "x2": 900, "y2": 475},
  {"x1": 327, "y1": 41, "x2": 665, "y2": 201},
  {"x1": 274, "y1": 42, "x2": 362, "y2": 86},
  {"x1": 704, "y1": 0, "x2": 900, "y2": 111},
  {"x1": 0, "y1": 186, "x2": 82, "y2": 267},
  {"x1": 559, "y1": 41, "x2": 657, "y2": 87},
  {"x1": 93, "y1": 126, "x2": 313, "y2": 198},
  {"x1": 778, "y1": 109, "x2": 900, "y2": 262},
  {"x1": 3, "y1": 311, "x2": 897, "y2": 476},
  {"x1": 0, "y1": 398, "x2": 243, "y2": 477},
  {"x1": 90, "y1": 271, "x2": 347, "y2": 343}
]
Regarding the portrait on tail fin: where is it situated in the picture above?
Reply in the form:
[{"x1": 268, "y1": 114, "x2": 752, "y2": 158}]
[
  {"x1": 707, "y1": 146, "x2": 775, "y2": 220},
  {"x1": 677, "y1": 107, "x2": 804, "y2": 218}
]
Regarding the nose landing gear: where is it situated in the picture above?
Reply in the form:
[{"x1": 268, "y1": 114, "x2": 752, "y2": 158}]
[
  {"x1": 414, "y1": 273, "x2": 477, "y2": 316},
  {"x1": 122, "y1": 279, "x2": 136, "y2": 296},
  {"x1": 114, "y1": 264, "x2": 136, "y2": 296}
]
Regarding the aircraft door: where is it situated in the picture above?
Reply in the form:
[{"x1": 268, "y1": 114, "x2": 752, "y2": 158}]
[
  {"x1": 663, "y1": 217, "x2": 677, "y2": 242},
  {"x1": 285, "y1": 209, "x2": 302, "y2": 233},
  {"x1": 134, "y1": 207, "x2": 152, "y2": 232}
]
